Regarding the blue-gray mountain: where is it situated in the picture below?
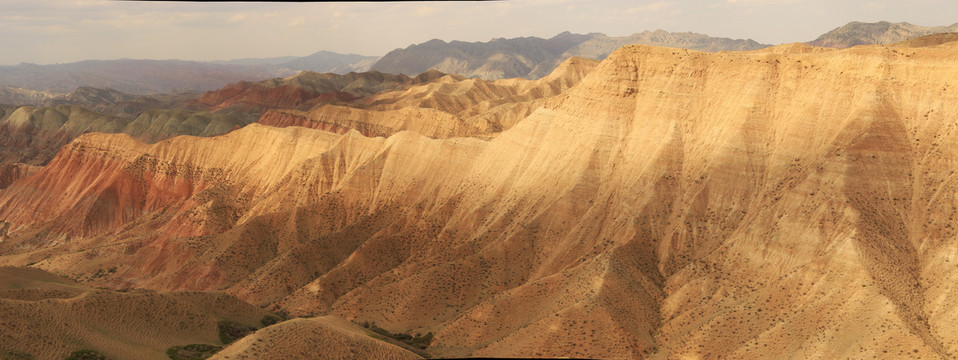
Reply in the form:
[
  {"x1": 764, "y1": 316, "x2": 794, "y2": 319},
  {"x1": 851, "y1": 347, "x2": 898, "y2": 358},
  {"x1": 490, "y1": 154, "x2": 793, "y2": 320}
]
[
  {"x1": 370, "y1": 30, "x2": 769, "y2": 80},
  {"x1": 807, "y1": 21, "x2": 958, "y2": 48}
]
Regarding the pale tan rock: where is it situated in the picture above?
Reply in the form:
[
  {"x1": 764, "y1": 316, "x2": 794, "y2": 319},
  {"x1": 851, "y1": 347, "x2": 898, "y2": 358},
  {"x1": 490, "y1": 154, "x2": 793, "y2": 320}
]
[{"x1": 2, "y1": 42, "x2": 958, "y2": 359}]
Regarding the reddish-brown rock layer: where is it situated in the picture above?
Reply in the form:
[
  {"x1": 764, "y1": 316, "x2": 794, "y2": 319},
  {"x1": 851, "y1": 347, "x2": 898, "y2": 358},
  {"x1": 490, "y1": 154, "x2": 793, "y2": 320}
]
[
  {"x1": 186, "y1": 70, "x2": 432, "y2": 115},
  {"x1": 193, "y1": 83, "x2": 326, "y2": 112},
  {"x1": 257, "y1": 110, "x2": 361, "y2": 136},
  {"x1": 3, "y1": 42, "x2": 958, "y2": 359},
  {"x1": 0, "y1": 163, "x2": 40, "y2": 190}
]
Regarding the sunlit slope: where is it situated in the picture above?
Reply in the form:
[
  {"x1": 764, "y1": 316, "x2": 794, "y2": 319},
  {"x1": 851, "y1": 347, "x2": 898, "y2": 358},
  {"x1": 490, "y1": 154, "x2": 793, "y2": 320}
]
[
  {"x1": 2, "y1": 40, "x2": 958, "y2": 358},
  {"x1": 210, "y1": 316, "x2": 422, "y2": 360}
]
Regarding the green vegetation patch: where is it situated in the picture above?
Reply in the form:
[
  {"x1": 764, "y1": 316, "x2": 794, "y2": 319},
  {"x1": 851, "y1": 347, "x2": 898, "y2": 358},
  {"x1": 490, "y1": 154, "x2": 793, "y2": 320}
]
[
  {"x1": 216, "y1": 320, "x2": 256, "y2": 344},
  {"x1": 259, "y1": 314, "x2": 284, "y2": 327},
  {"x1": 165, "y1": 344, "x2": 222, "y2": 360},
  {"x1": 362, "y1": 322, "x2": 434, "y2": 350},
  {"x1": 64, "y1": 349, "x2": 108, "y2": 360},
  {"x1": 0, "y1": 350, "x2": 34, "y2": 360}
]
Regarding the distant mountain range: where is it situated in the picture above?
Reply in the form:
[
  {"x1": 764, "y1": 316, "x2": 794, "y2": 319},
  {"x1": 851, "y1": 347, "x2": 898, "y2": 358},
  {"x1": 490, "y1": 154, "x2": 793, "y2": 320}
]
[
  {"x1": 0, "y1": 60, "x2": 275, "y2": 95},
  {"x1": 371, "y1": 31, "x2": 598, "y2": 80},
  {"x1": 7, "y1": 34, "x2": 958, "y2": 359},
  {"x1": 372, "y1": 22, "x2": 958, "y2": 80},
  {"x1": 807, "y1": 21, "x2": 958, "y2": 48},
  {"x1": 279, "y1": 51, "x2": 380, "y2": 74},
  {"x1": 0, "y1": 51, "x2": 381, "y2": 101},
  {"x1": 213, "y1": 50, "x2": 380, "y2": 75},
  {"x1": 371, "y1": 30, "x2": 769, "y2": 80},
  {"x1": 2, "y1": 22, "x2": 957, "y2": 105}
]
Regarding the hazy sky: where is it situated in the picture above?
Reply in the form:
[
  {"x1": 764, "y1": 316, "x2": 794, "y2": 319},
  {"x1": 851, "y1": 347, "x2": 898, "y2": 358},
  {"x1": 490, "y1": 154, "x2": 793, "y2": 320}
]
[{"x1": 1, "y1": 0, "x2": 956, "y2": 65}]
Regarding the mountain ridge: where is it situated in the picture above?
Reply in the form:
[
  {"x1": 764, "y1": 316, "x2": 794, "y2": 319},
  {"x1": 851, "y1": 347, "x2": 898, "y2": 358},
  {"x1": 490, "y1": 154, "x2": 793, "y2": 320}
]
[
  {"x1": 807, "y1": 21, "x2": 958, "y2": 48},
  {"x1": 0, "y1": 59, "x2": 277, "y2": 95},
  {"x1": 3, "y1": 22, "x2": 950, "y2": 103},
  {"x1": 3, "y1": 40, "x2": 958, "y2": 358},
  {"x1": 371, "y1": 30, "x2": 769, "y2": 80}
]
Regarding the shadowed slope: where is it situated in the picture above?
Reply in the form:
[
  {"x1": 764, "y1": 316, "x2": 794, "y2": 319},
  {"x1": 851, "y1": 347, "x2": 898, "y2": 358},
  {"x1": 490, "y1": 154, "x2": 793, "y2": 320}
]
[
  {"x1": 190, "y1": 70, "x2": 434, "y2": 114},
  {"x1": 893, "y1": 32, "x2": 958, "y2": 48},
  {"x1": 0, "y1": 266, "x2": 270, "y2": 360},
  {"x1": 0, "y1": 105, "x2": 257, "y2": 168},
  {"x1": 2, "y1": 42, "x2": 958, "y2": 359},
  {"x1": 0, "y1": 163, "x2": 39, "y2": 190},
  {"x1": 258, "y1": 57, "x2": 600, "y2": 138},
  {"x1": 44, "y1": 86, "x2": 202, "y2": 118}
]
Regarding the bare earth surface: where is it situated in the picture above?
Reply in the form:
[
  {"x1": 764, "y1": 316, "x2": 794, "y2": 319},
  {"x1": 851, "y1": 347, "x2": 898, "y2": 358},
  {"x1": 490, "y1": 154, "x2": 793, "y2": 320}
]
[
  {"x1": 211, "y1": 316, "x2": 422, "y2": 360},
  {"x1": 2, "y1": 38, "x2": 958, "y2": 358},
  {"x1": 0, "y1": 267, "x2": 270, "y2": 360}
]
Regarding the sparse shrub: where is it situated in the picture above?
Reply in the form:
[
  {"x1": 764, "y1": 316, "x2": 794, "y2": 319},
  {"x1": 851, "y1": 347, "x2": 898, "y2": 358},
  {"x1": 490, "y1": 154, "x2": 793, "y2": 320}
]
[
  {"x1": 366, "y1": 323, "x2": 434, "y2": 350},
  {"x1": 216, "y1": 320, "x2": 256, "y2": 344},
  {"x1": 0, "y1": 350, "x2": 34, "y2": 360},
  {"x1": 64, "y1": 349, "x2": 108, "y2": 360},
  {"x1": 166, "y1": 344, "x2": 222, "y2": 360},
  {"x1": 408, "y1": 332, "x2": 434, "y2": 350},
  {"x1": 260, "y1": 314, "x2": 284, "y2": 327}
]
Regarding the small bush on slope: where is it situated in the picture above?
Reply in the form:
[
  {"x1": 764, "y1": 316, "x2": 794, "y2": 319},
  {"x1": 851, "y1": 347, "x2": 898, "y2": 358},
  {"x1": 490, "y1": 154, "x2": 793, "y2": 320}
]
[
  {"x1": 166, "y1": 344, "x2": 222, "y2": 360},
  {"x1": 64, "y1": 349, "x2": 108, "y2": 360},
  {"x1": 217, "y1": 321, "x2": 256, "y2": 344}
]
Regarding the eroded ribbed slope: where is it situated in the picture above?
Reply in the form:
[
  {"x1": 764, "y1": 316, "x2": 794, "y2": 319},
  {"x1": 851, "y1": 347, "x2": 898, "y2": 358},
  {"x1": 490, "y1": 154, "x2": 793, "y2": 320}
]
[
  {"x1": 2, "y1": 41, "x2": 958, "y2": 359},
  {"x1": 258, "y1": 57, "x2": 600, "y2": 138},
  {"x1": 0, "y1": 124, "x2": 340, "y2": 239},
  {"x1": 0, "y1": 105, "x2": 257, "y2": 167}
]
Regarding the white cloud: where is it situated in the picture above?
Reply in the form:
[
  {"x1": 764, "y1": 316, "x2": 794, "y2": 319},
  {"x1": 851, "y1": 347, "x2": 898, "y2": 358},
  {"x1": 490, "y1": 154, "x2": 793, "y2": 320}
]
[
  {"x1": 415, "y1": 6, "x2": 437, "y2": 18},
  {"x1": 627, "y1": 1, "x2": 674, "y2": 14},
  {"x1": 725, "y1": 0, "x2": 807, "y2": 4},
  {"x1": 229, "y1": 13, "x2": 247, "y2": 23},
  {"x1": 1, "y1": 0, "x2": 958, "y2": 65}
]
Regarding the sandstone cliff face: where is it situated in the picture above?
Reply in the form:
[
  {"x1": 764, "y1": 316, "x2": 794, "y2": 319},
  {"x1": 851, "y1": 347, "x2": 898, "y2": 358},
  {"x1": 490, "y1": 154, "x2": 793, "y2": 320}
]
[
  {"x1": 3, "y1": 40, "x2": 958, "y2": 359},
  {"x1": 258, "y1": 57, "x2": 600, "y2": 139}
]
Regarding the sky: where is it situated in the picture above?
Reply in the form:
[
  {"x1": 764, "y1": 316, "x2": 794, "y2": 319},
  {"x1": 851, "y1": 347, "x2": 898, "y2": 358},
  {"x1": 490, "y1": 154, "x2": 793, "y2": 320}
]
[{"x1": 1, "y1": 0, "x2": 956, "y2": 65}]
